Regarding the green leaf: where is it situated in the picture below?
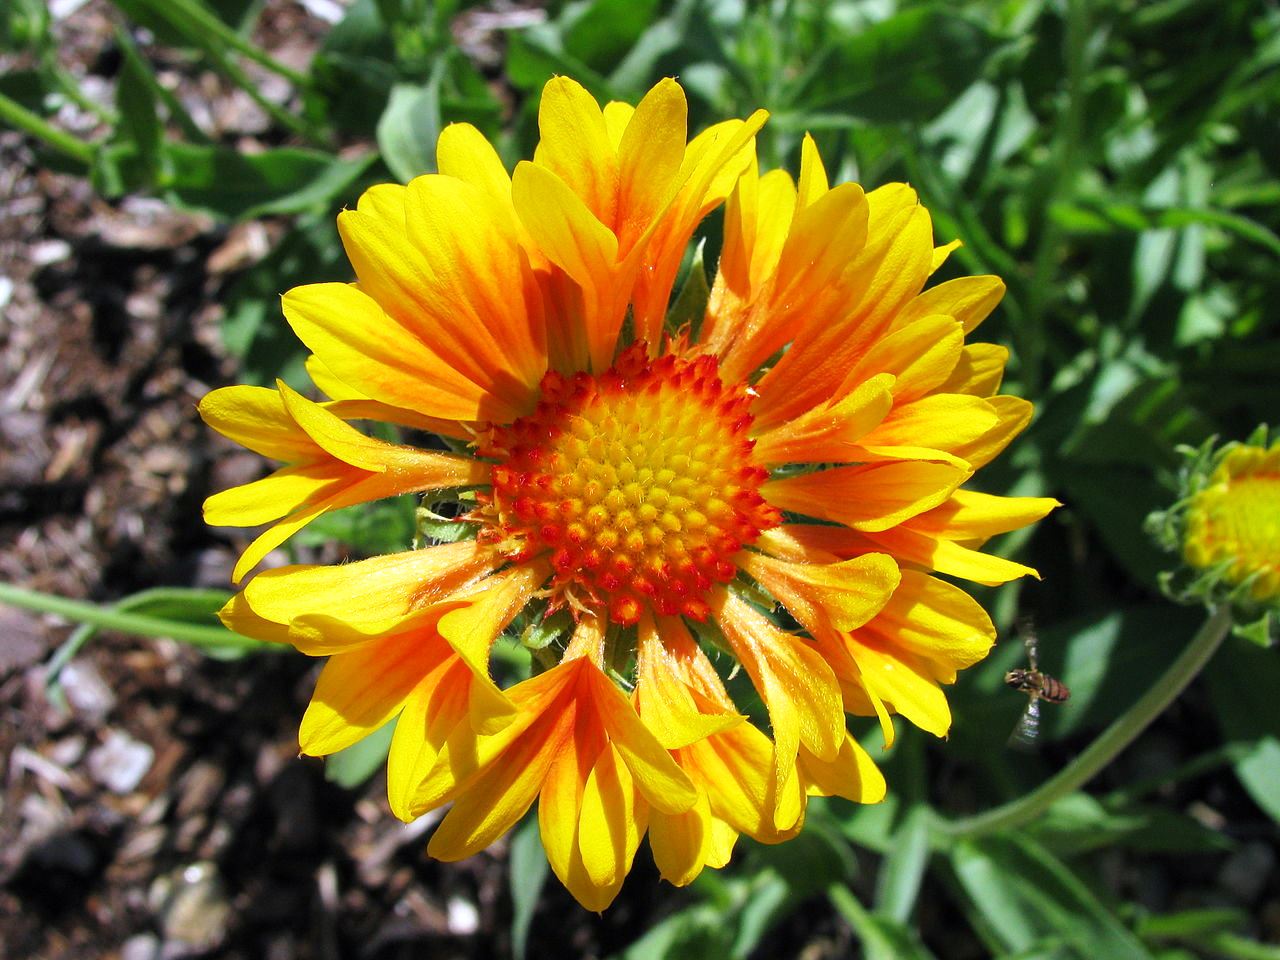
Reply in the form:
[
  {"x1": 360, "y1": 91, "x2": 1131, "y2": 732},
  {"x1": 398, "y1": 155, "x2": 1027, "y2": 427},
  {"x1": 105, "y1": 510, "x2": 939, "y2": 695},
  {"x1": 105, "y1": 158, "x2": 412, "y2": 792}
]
[
  {"x1": 666, "y1": 239, "x2": 710, "y2": 337},
  {"x1": 830, "y1": 884, "x2": 939, "y2": 960},
  {"x1": 307, "y1": 0, "x2": 397, "y2": 136},
  {"x1": 325, "y1": 718, "x2": 395, "y2": 788},
  {"x1": 951, "y1": 833, "x2": 1153, "y2": 957},
  {"x1": 796, "y1": 7, "x2": 1001, "y2": 123},
  {"x1": 873, "y1": 806, "x2": 932, "y2": 923},
  {"x1": 376, "y1": 77, "x2": 442, "y2": 183},
  {"x1": 563, "y1": 0, "x2": 661, "y2": 74},
  {"x1": 1, "y1": 0, "x2": 49, "y2": 52},
  {"x1": 218, "y1": 216, "x2": 346, "y2": 385},
  {"x1": 1206, "y1": 639, "x2": 1280, "y2": 823},
  {"x1": 113, "y1": 33, "x2": 163, "y2": 189},
  {"x1": 509, "y1": 814, "x2": 549, "y2": 960},
  {"x1": 1027, "y1": 794, "x2": 1232, "y2": 856},
  {"x1": 506, "y1": 26, "x2": 614, "y2": 100},
  {"x1": 160, "y1": 143, "x2": 374, "y2": 220},
  {"x1": 294, "y1": 495, "x2": 417, "y2": 555}
]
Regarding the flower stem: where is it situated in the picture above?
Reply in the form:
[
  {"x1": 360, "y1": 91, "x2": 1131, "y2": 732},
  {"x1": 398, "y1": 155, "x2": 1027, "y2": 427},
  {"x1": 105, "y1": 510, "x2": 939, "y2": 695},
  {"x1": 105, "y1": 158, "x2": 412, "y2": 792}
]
[
  {"x1": 0, "y1": 581, "x2": 268, "y2": 653},
  {"x1": 0, "y1": 91, "x2": 94, "y2": 167},
  {"x1": 940, "y1": 604, "x2": 1234, "y2": 838},
  {"x1": 134, "y1": 0, "x2": 311, "y2": 89}
]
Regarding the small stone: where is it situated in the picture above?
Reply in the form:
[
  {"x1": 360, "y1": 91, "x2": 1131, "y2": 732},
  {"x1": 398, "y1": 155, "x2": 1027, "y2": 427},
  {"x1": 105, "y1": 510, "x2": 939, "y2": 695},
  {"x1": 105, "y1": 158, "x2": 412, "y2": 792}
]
[
  {"x1": 158, "y1": 862, "x2": 230, "y2": 955},
  {"x1": 29, "y1": 238, "x2": 72, "y2": 267},
  {"x1": 121, "y1": 933, "x2": 160, "y2": 960},
  {"x1": 0, "y1": 607, "x2": 45, "y2": 675},
  {"x1": 446, "y1": 896, "x2": 480, "y2": 935},
  {"x1": 60, "y1": 660, "x2": 116, "y2": 722},
  {"x1": 88, "y1": 730, "x2": 154, "y2": 794},
  {"x1": 48, "y1": 735, "x2": 86, "y2": 767}
]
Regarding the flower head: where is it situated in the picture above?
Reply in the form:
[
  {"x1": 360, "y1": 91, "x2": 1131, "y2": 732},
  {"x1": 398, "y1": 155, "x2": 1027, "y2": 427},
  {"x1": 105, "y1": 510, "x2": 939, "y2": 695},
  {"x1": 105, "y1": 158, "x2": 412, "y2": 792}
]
[
  {"x1": 1149, "y1": 426, "x2": 1279, "y2": 644},
  {"x1": 205, "y1": 76, "x2": 1055, "y2": 910}
]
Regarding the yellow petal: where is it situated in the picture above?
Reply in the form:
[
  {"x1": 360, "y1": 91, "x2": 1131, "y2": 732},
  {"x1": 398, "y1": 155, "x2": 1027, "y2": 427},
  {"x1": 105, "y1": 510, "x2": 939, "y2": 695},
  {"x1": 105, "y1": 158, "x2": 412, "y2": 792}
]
[
  {"x1": 740, "y1": 552, "x2": 900, "y2": 633},
  {"x1": 602, "y1": 101, "x2": 634, "y2": 150},
  {"x1": 386, "y1": 657, "x2": 470, "y2": 821},
  {"x1": 705, "y1": 817, "x2": 739, "y2": 868},
  {"x1": 894, "y1": 274, "x2": 1005, "y2": 334},
  {"x1": 436, "y1": 122, "x2": 511, "y2": 201},
  {"x1": 845, "y1": 635, "x2": 953, "y2": 738},
  {"x1": 353, "y1": 181, "x2": 406, "y2": 226},
  {"x1": 401, "y1": 174, "x2": 548, "y2": 398},
  {"x1": 289, "y1": 599, "x2": 469, "y2": 657},
  {"x1": 299, "y1": 630, "x2": 439, "y2": 756},
  {"x1": 796, "y1": 133, "x2": 829, "y2": 209},
  {"x1": 282, "y1": 282, "x2": 506, "y2": 422},
  {"x1": 763, "y1": 460, "x2": 970, "y2": 532},
  {"x1": 231, "y1": 496, "x2": 331, "y2": 584},
  {"x1": 931, "y1": 238, "x2": 962, "y2": 273},
  {"x1": 755, "y1": 204, "x2": 934, "y2": 425},
  {"x1": 578, "y1": 742, "x2": 646, "y2": 891},
  {"x1": 203, "y1": 464, "x2": 338, "y2": 527},
  {"x1": 910, "y1": 490, "x2": 1061, "y2": 542},
  {"x1": 243, "y1": 541, "x2": 498, "y2": 628},
  {"x1": 863, "y1": 570, "x2": 996, "y2": 671},
  {"x1": 939, "y1": 343, "x2": 1008, "y2": 396},
  {"x1": 536, "y1": 700, "x2": 599, "y2": 893},
  {"x1": 751, "y1": 372, "x2": 895, "y2": 467},
  {"x1": 437, "y1": 560, "x2": 548, "y2": 682},
  {"x1": 305, "y1": 354, "x2": 363, "y2": 401},
  {"x1": 855, "y1": 395, "x2": 999, "y2": 460},
  {"x1": 949, "y1": 396, "x2": 1033, "y2": 469},
  {"x1": 512, "y1": 160, "x2": 624, "y2": 372},
  {"x1": 587, "y1": 664, "x2": 697, "y2": 814},
  {"x1": 863, "y1": 524, "x2": 1042, "y2": 585},
  {"x1": 712, "y1": 588, "x2": 846, "y2": 767},
  {"x1": 198, "y1": 385, "x2": 320, "y2": 462},
  {"x1": 412, "y1": 662, "x2": 578, "y2": 816},
  {"x1": 429, "y1": 697, "x2": 577, "y2": 861},
  {"x1": 533, "y1": 76, "x2": 618, "y2": 226},
  {"x1": 649, "y1": 789, "x2": 711, "y2": 887},
  {"x1": 635, "y1": 614, "x2": 743, "y2": 750},
  {"x1": 798, "y1": 732, "x2": 886, "y2": 804},
  {"x1": 217, "y1": 591, "x2": 292, "y2": 645},
  {"x1": 276, "y1": 380, "x2": 390, "y2": 472},
  {"x1": 615, "y1": 77, "x2": 688, "y2": 250},
  {"x1": 836, "y1": 315, "x2": 964, "y2": 403}
]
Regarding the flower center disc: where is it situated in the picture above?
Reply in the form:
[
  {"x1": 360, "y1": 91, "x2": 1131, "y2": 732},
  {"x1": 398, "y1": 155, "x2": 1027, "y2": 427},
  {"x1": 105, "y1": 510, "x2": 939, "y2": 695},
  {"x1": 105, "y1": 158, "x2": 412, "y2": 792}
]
[
  {"x1": 481, "y1": 344, "x2": 779, "y2": 625},
  {"x1": 1186, "y1": 447, "x2": 1280, "y2": 600}
]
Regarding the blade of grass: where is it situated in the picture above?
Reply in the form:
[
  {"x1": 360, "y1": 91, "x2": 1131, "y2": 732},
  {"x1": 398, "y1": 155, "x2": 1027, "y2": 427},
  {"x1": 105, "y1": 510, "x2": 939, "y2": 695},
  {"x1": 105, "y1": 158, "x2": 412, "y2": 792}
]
[
  {"x1": 127, "y1": 0, "x2": 310, "y2": 88},
  {"x1": 0, "y1": 89, "x2": 94, "y2": 166},
  {"x1": 0, "y1": 581, "x2": 271, "y2": 653}
]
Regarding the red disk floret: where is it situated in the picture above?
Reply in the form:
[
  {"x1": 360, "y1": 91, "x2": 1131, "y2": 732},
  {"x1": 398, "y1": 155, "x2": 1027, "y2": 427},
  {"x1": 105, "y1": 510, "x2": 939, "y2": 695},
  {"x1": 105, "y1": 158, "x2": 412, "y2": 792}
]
[{"x1": 478, "y1": 344, "x2": 780, "y2": 625}]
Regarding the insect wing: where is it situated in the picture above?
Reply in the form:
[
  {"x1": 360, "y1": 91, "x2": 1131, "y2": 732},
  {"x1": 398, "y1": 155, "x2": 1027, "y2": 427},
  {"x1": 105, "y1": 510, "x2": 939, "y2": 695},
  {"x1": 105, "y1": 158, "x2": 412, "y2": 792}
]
[
  {"x1": 1021, "y1": 625, "x2": 1040, "y2": 672},
  {"x1": 1008, "y1": 696, "x2": 1041, "y2": 751}
]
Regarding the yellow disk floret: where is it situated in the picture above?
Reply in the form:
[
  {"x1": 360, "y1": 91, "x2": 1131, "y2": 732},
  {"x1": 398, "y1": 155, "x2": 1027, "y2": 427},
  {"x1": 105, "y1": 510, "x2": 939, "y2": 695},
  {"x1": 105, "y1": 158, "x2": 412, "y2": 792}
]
[
  {"x1": 1183, "y1": 444, "x2": 1280, "y2": 601},
  {"x1": 477, "y1": 344, "x2": 780, "y2": 625}
]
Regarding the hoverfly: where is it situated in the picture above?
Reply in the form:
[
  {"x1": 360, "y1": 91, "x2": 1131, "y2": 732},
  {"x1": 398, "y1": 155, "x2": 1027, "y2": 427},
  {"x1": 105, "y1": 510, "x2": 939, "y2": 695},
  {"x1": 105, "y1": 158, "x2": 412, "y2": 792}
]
[{"x1": 1004, "y1": 621, "x2": 1069, "y2": 750}]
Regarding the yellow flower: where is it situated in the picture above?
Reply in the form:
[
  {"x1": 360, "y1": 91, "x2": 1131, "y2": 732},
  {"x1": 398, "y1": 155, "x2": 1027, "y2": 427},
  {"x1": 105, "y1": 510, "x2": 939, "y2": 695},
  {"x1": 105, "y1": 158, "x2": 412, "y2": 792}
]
[
  {"x1": 1183, "y1": 440, "x2": 1280, "y2": 602},
  {"x1": 205, "y1": 76, "x2": 1055, "y2": 910}
]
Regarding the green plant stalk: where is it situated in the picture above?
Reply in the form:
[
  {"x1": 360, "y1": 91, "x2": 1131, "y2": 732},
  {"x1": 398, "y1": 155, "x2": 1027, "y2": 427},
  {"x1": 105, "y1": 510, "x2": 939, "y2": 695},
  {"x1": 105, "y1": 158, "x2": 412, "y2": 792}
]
[
  {"x1": 132, "y1": 0, "x2": 310, "y2": 89},
  {"x1": 941, "y1": 604, "x2": 1233, "y2": 838},
  {"x1": 209, "y1": 46, "x2": 316, "y2": 142},
  {"x1": 0, "y1": 581, "x2": 267, "y2": 652},
  {"x1": 0, "y1": 90, "x2": 94, "y2": 166}
]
